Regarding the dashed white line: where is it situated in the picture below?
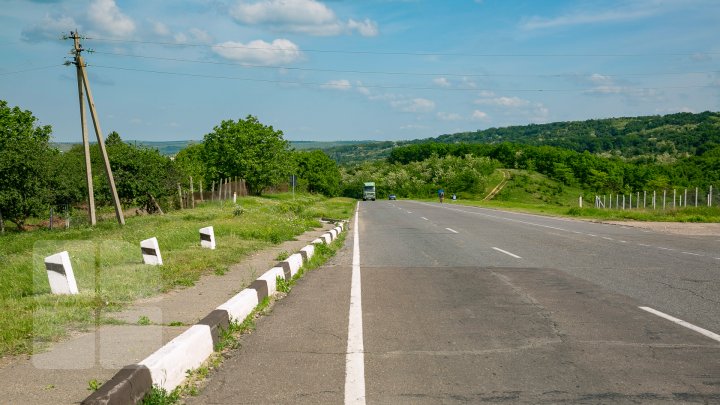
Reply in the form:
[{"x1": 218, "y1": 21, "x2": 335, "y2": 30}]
[
  {"x1": 421, "y1": 217, "x2": 428, "y2": 221},
  {"x1": 681, "y1": 251, "x2": 703, "y2": 257},
  {"x1": 639, "y1": 306, "x2": 720, "y2": 343},
  {"x1": 492, "y1": 247, "x2": 522, "y2": 259},
  {"x1": 345, "y1": 202, "x2": 365, "y2": 404},
  {"x1": 602, "y1": 237, "x2": 613, "y2": 241},
  {"x1": 446, "y1": 228, "x2": 459, "y2": 234}
]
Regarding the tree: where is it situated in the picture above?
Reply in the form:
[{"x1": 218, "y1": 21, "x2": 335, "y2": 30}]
[
  {"x1": 174, "y1": 142, "x2": 207, "y2": 185},
  {"x1": 294, "y1": 150, "x2": 341, "y2": 196},
  {"x1": 203, "y1": 116, "x2": 291, "y2": 195},
  {"x1": 0, "y1": 100, "x2": 54, "y2": 230}
]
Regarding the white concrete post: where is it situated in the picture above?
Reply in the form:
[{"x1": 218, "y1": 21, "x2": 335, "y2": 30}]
[
  {"x1": 44, "y1": 251, "x2": 79, "y2": 295},
  {"x1": 233, "y1": 192, "x2": 237, "y2": 203},
  {"x1": 141, "y1": 237, "x2": 163, "y2": 265},
  {"x1": 200, "y1": 226, "x2": 216, "y2": 249},
  {"x1": 578, "y1": 196, "x2": 582, "y2": 208}
]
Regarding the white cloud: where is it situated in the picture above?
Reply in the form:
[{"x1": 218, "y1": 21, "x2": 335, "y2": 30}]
[
  {"x1": 212, "y1": 39, "x2": 302, "y2": 65},
  {"x1": 152, "y1": 21, "x2": 171, "y2": 37},
  {"x1": 391, "y1": 98, "x2": 435, "y2": 113},
  {"x1": 471, "y1": 110, "x2": 490, "y2": 121},
  {"x1": 230, "y1": 0, "x2": 378, "y2": 36},
  {"x1": 189, "y1": 28, "x2": 213, "y2": 44},
  {"x1": 475, "y1": 96, "x2": 530, "y2": 107},
  {"x1": 322, "y1": 79, "x2": 352, "y2": 90},
  {"x1": 433, "y1": 77, "x2": 451, "y2": 87},
  {"x1": 347, "y1": 18, "x2": 378, "y2": 37},
  {"x1": 478, "y1": 90, "x2": 495, "y2": 97},
  {"x1": 88, "y1": 0, "x2": 135, "y2": 37},
  {"x1": 519, "y1": 0, "x2": 698, "y2": 31},
  {"x1": 21, "y1": 14, "x2": 78, "y2": 42},
  {"x1": 437, "y1": 112, "x2": 462, "y2": 121}
]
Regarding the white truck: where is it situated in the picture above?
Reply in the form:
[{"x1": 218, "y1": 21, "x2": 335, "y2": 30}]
[{"x1": 363, "y1": 182, "x2": 376, "y2": 201}]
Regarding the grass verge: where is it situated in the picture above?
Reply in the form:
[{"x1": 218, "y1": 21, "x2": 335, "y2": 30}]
[{"x1": 0, "y1": 194, "x2": 354, "y2": 356}]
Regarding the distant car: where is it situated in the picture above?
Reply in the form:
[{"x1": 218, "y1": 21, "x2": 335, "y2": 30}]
[{"x1": 389, "y1": 194, "x2": 397, "y2": 200}]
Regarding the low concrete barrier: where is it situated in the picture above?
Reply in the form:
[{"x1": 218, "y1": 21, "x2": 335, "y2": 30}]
[
  {"x1": 44, "y1": 251, "x2": 79, "y2": 295},
  {"x1": 140, "y1": 237, "x2": 163, "y2": 266},
  {"x1": 200, "y1": 226, "x2": 216, "y2": 249}
]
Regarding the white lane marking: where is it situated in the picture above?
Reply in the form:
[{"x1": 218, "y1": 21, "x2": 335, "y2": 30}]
[
  {"x1": 638, "y1": 243, "x2": 651, "y2": 247},
  {"x1": 639, "y1": 306, "x2": 720, "y2": 343},
  {"x1": 345, "y1": 202, "x2": 365, "y2": 405},
  {"x1": 492, "y1": 247, "x2": 522, "y2": 259},
  {"x1": 681, "y1": 251, "x2": 703, "y2": 257},
  {"x1": 446, "y1": 227, "x2": 459, "y2": 233},
  {"x1": 421, "y1": 217, "x2": 428, "y2": 221},
  {"x1": 602, "y1": 237, "x2": 613, "y2": 241},
  {"x1": 619, "y1": 240, "x2": 627, "y2": 243},
  {"x1": 407, "y1": 211, "x2": 413, "y2": 214},
  {"x1": 587, "y1": 234, "x2": 597, "y2": 237}
]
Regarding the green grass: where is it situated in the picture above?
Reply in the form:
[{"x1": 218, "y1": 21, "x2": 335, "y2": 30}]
[{"x1": 0, "y1": 193, "x2": 354, "y2": 356}]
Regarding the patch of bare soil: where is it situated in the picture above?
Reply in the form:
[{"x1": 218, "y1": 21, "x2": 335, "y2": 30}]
[{"x1": 603, "y1": 221, "x2": 720, "y2": 236}]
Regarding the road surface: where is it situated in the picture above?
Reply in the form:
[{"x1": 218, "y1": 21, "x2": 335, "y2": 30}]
[{"x1": 191, "y1": 200, "x2": 720, "y2": 404}]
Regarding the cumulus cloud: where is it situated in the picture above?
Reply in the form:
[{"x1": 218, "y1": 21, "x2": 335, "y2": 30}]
[
  {"x1": 212, "y1": 39, "x2": 302, "y2": 65},
  {"x1": 88, "y1": 0, "x2": 135, "y2": 37},
  {"x1": 347, "y1": 18, "x2": 378, "y2": 37},
  {"x1": 475, "y1": 95, "x2": 530, "y2": 107},
  {"x1": 471, "y1": 110, "x2": 490, "y2": 121},
  {"x1": 21, "y1": 14, "x2": 78, "y2": 42},
  {"x1": 189, "y1": 28, "x2": 213, "y2": 44},
  {"x1": 391, "y1": 98, "x2": 435, "y2": 113},
  {"x1": 152, "y1": 21, "x2": 171, "y2": 37},
  {"x1": 437, "y1": 112, "x2": 462, "y2": 121},
  {"x1": 321, "y1": 79, "x2": 352, "y2": 90},
  {"x1": 230, "y1": 0, "x2": 378, "y2": 36},
  {"x1": 433, "y1": 77, "x2": 451, "y2": 87}
]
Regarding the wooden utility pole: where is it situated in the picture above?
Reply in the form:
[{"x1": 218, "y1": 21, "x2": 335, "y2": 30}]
[{"x1": 68, "y1": 31, "x2": 124, "y2": 225}]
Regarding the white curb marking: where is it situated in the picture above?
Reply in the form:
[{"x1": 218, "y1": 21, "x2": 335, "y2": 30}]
[
  {"x1": 345, "y1": 202, "x2": 366, "y2": 405},
  {"x1": 639, "y1": 306, "x2": 720, "y2": 343},
  {"x1": 446, "y1": 228, "x2": 459, "y2": 234},
  {"x1": 492, "y1": 247, "x2": 522, "y2": 259}
]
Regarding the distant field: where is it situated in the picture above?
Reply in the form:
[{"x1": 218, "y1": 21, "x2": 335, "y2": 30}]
[{"x1": 52, "y1": 140, "x2": 375, "y2": 156}]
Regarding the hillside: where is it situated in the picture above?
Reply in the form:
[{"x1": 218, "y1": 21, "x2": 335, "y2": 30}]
[{"x1": 324, "y1": 111, "x2": 720, "y2": 165}]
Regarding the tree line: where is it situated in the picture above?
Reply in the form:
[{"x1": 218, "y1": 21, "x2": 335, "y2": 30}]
[
  {"x1": 388, "y1": 141, "x2": 720, "y2": 193},
  {"x1": 0, "y1": 101, "x2": 341, "y2": 230}
]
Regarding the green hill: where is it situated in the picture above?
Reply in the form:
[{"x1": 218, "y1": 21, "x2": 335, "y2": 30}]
[{"x1": 324, "y1": 111, "x2": 720, "y2": 165}]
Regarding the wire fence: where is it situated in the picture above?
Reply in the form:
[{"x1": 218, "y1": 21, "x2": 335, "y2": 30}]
[{"x1": 591, "y1": 186, "x2": 718, "y2": 210}]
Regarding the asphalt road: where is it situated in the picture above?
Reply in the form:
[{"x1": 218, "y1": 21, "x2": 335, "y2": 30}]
[{"x1": 192, "y1": 200, "x2": 720, "y2": 404}]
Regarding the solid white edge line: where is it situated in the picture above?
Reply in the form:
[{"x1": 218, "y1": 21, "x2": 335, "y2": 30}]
[
  {"x1": 345, "y1": 202, "x2": 366, "y2": 405},
  {"x1": 445, "y1": 227, "x2": 459, "y2": 233},
  {"x1": 639, "y1": 306, "x2": 720, "y2": 343},
  {"x1": 492, "y1": 247, "x2": 522, "y2": 259}
]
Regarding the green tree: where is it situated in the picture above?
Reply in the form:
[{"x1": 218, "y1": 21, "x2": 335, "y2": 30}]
[
  {"x1": 174, "y1": 142, "x2": 207, "y2": 185},
  {"x1": 203, "y1": 116, "x2": 291, "y2": 195},
  {"x1": 0, "y1": 100, "x2": 54, "y2": 230},
  {"x1": 294, "y1": 150, "x2": 340, "y2": 196}
]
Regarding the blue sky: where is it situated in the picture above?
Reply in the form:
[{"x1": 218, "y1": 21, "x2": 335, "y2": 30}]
[{"x1": 1, "y1": 0, "x2": 719, "y2": 143}]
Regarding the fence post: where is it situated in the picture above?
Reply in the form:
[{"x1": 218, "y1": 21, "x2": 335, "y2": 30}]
[
  {"x1": 200, "y1": 180, "x2": 204, "y2": 202},
  {"x1": 629, "y1": 193, "x2": 632, "y2": 210},
  {"x1": 211, "y1": 181, "x2": 215, "y2": 202},
  {"x1": 643, "y1": 190, "x2": 647, "y2": 209},
  {"x1": 178, "y1": 183, "x2": 183, "y2": 209},
  {"x1": 709, "y1": 185, "x2": 713, "y2": 207},
  {"x1": 49, "y1": 207, "x2": 54, "y2": 230},
  {"x1": 663, "y1": 190, "x2": 666, "y2": 210},
  {"x1": 579, "y1": 195, "x2": 583, "y2": 208},
  {"x1": 190, "y1": 176, "x2": 195, "y2": 209},
  {"x1": 695, "y1": 187, "x2": 698, "y2": 207},
  {"x1": 673, "y1": 189, "x2": 676, "y2": 209},
  {"x1": 622, "y1": 195, "x2": 625, "y2": 210},
  {"x1": 1, "y1": 209, "x2": 5, "y2": 233}
]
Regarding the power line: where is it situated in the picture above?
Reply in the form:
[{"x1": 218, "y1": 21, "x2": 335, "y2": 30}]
[
  {"x1": 90, "y1": 50, "x2": 720, "y2": 79},
  {"x1": 86, "y1": 36, "x2": 720, "y2": 58},
  {"x1": 89, "y1": 63, "x2": 717, "y2": 93}
]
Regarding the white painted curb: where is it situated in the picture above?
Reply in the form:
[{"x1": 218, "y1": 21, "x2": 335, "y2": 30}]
[
  {"x1": 300, "y1": 244, "x2": 315, "y2": 261},
  {"x1": 139, "y1": 324, "x2": 214, "y2": 391},
  {"x1": 321, "y1": 233, "x2": 332, "y2": 244},
  {"x1": 257, "y1": 267, "x2": 286, "y2": 295},
  {"x1": 217, "y1": 289, "x2": 259, "y2": 323},
  {"x1": 286, "y1": 253, "x2": 304, "y2": 277},
  {"x1": 329, "y1": 228, "x2": 338, "y2": 240},
  {"x1": 311, "y1": 238, "x2": 324, "y2": 245}
]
